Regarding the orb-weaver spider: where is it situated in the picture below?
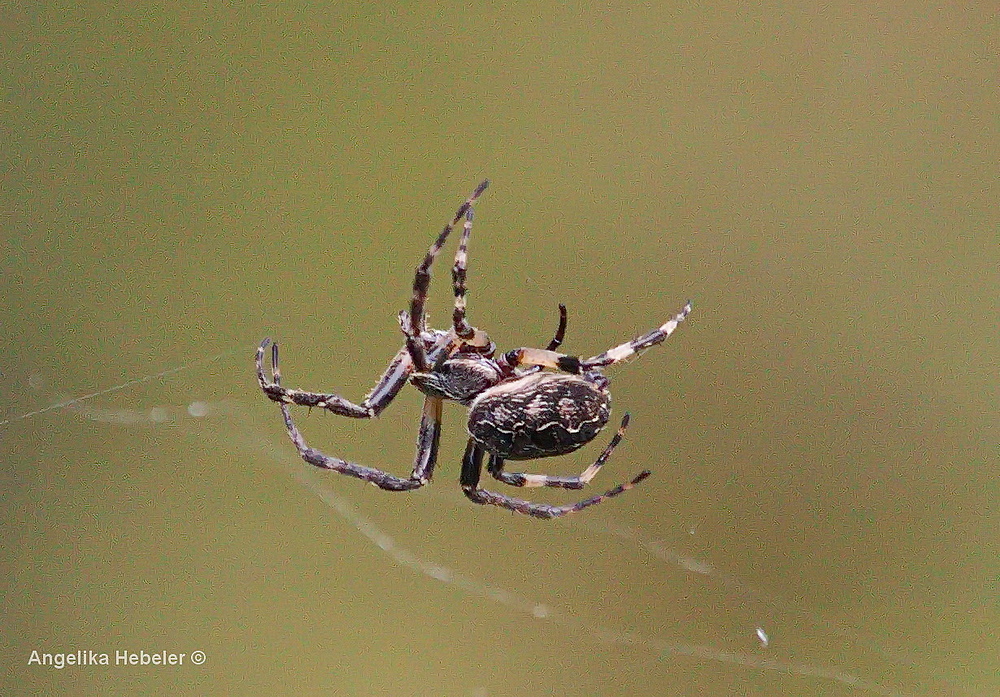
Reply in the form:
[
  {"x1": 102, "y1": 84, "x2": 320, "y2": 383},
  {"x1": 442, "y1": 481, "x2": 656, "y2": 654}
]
[{"x1": 257, "y1": 180, "x2": 690, "y2": 518}]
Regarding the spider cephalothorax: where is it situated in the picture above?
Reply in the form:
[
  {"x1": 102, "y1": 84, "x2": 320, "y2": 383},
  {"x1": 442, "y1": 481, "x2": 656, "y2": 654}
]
[{"x1": 257, "y1": 180, "x2": 690, "y2": 518}]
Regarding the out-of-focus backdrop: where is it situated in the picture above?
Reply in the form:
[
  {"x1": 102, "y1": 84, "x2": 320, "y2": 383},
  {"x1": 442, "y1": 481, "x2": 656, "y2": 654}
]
[{"x1": 3, "y1": 3, "x2": 996, "y2": 695}]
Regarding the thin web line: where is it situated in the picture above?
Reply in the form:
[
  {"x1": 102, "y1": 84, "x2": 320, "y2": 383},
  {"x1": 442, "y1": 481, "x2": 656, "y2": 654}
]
[{"x1": 0, "y1": 346, "x2": 244, "y2": 428}]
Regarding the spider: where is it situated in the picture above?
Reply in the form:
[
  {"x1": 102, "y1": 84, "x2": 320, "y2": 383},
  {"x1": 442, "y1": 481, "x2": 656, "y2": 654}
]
[{"x1": 256, "y1": 180, "x2": 691, "y2": 519}]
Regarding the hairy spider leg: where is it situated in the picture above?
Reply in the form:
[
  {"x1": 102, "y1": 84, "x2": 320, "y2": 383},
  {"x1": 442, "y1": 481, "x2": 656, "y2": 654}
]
[
  {"x1": 546, "y1": 304, "x2": 568, "y2": 351},
  {"x1": 405, "y1": 179, "x2": 490, "y2": 371},
  {"x1": 460, "y1": 435, "x2": 651, "y2": 519},
  {"x1": 487, "y1": 413, "x2": 632, "y2": 489},
  {"x1": 269, "y1": 343, "x2": 445, "y2": 490},
  {"x1": 257, "y1": 339, "x2": 411, "y2": 418},
  {"x1": 515, "y1": 304, "x2": 569, "y2": 379},
  {"x1": 582, "y1": 300, "x2": 692, "y2": 369},
  {"x1": 451, "y1": 205, "x2": 476, "y2": 339},
  {"x1": 499, "y1": 301, "x2": 692, "y2": 375}
]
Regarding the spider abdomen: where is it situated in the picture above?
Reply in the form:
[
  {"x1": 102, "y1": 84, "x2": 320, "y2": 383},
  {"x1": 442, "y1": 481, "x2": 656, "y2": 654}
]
[{"x1": 467, "y1": 373, "x2": 611, "y2": 460}]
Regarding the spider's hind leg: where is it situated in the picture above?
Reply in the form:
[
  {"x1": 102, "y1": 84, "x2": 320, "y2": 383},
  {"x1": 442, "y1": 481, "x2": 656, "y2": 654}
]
[
  {"x1": 487, "y1": 413, "x2": 632, "y2": 490},
  {"x1": 500, "y1": 301, "x2": 691, "y2": 376},
  {"x1": 545, "y1": 303, "x2": 568, "y2": 352},
  {"x1": 582, "y1": 301, "x2": 692, "y2": 369},
  {"x1": 515, "y1": 304, "x2": 569, "y2": 378},
  {"x1": 460, "y1": 416, "x2": 650, "y2": 520}
]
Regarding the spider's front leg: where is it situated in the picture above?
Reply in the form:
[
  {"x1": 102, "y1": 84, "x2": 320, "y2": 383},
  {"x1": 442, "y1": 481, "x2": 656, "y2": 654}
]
[
  {"x1": 404, "y1": 180, "x2": 490, "y2": 371},
  {"x1": 278, "y1": 398, "x2": 442, "y2": 491},
  {"x1": 265, "y1": 340, "x2": 445, "y2": 490},
  {"x1": 256, "y1": 338, "x2": 411, "y2": 418}
]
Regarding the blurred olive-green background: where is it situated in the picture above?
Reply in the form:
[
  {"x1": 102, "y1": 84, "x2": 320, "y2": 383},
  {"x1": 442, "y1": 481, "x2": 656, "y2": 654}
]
[{"x1": 3, "y1": 3, "x2": 996, "y2": 695}]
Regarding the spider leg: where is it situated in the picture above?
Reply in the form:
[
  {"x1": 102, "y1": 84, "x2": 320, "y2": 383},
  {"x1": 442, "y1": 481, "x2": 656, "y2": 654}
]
[
  {"x1": 278, "y1": 378, "x2": 444, "y2": 491},
  {"x1": 460, "y1": 434, "x2": 650, "y2": 520},
  {"x1": 451, "y1": 204, "x2": 476, "y2": 339},
  {"x1": 499, "y1": 301, "x2": 690, "y2": 375},
  {"x1": 498, "y1": 346, "x2": 583, "y2": 374},
  {"x1": 256, "y1": 338, "x2": 411, "y2": 418},
  {"x1": 545, "y1": 303, "x2": 568, "y2": 352},
  {"x1": 404, "y1": 180, "x2": 490, "y2": 371},
  {"x1": 487, "y1": 413, "x2": 631, "y2": 489},
  {"x1": 517, "y1": 304, "x2": 569, "y2": 378},
  {"x1": 582, "y1": 300, "x2": 692, "y2": 369}
]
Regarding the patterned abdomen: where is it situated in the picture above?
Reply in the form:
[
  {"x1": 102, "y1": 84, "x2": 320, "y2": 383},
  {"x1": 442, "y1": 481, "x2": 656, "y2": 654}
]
[{"x1": 467, "y1": 373, "x2": 611, "y2": 460}]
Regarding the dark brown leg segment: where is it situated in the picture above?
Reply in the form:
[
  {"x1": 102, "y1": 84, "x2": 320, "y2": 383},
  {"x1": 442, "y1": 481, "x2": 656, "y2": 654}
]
[
  {"x1": 461, "y1": 438, "x2": 650, "y2": 519},
  {"x1": 257, "y1": 339, "x2": 411, "y2": 418}
]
